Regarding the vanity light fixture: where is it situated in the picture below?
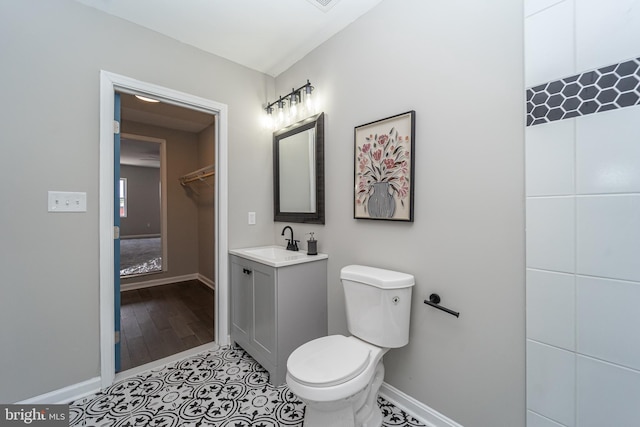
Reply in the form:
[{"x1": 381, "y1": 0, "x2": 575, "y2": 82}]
[{"x1": 264, "y1": 80, "x2": 315, "y2": 130}]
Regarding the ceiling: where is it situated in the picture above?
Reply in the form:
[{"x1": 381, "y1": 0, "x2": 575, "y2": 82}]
[
  {"x1": 100, "y1": 1, "x2": 384, "y2": 165},
  {"x1": 121, "y1": 93, "x2": 214, "y2": 134},
  {"x1": 120, "y1": 93, "x2": 214, "y2": 167},
  {"x1": 74, "y1": 0, "x2": 383, "y2": 76}
]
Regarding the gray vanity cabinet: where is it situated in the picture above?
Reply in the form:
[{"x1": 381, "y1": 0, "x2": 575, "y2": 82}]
[{"x1": 230, "y1": 254, "x2": 327, "y2": 386}]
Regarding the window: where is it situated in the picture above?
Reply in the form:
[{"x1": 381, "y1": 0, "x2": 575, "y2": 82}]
[{"x1": 119, "y1": 178, "x2": 127, "y2": 217}]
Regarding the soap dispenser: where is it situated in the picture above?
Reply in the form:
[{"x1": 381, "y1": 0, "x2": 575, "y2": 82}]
[{"x1": 307, "y1": 232, "x2": 318, "y2": 256}]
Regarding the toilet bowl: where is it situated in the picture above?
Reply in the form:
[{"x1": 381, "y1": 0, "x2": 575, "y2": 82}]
[
  {"x1": 287, "y1": 335, "x2": 387, "y2": 427},
  {"x1": 286, "y1": 265, "x2": 415, "y2": 427}
]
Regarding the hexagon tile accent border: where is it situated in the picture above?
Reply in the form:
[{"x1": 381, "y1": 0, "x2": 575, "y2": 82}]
[{"x1": 526, "y1": 57, "x2": 640, "y2": 126}]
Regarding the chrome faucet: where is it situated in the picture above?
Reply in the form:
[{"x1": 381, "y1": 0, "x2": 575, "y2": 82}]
[{"x1": 281, "y1": 226, "x2": 299, "y2": 251}]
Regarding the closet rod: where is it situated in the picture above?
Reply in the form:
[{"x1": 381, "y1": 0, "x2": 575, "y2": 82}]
[{"x1": 179, "y1": 164, "x2": 214, "y2": 186}]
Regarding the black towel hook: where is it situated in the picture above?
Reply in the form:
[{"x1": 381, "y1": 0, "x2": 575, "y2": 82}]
[{"x1": 424, "y1": 293, "x2": 460, "y2": 318}]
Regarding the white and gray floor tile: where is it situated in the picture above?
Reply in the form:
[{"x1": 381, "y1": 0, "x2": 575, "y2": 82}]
[{"x1": 70, "y1": 345, "x2": 425, "y2": 426}]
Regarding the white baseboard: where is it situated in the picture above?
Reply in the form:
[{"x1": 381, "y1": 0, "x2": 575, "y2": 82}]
[
  {"x1": 121, "y1": 273, "x2": 199, "y2": 291},
  {"x1": 379, "y1": 382, "x2": 464, "y2": 427},
  {"x1": 17, "y1": 377, "x2": 101, "y2": 404},
  {"x1": 120, "y1": 234, "x2": 161, "y2": 239},
  {"x1": 197, "y1": 274, "x2": 215, "y2": 290}
]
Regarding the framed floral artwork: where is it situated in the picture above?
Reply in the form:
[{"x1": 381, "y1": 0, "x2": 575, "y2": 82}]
[{"x1": 354, "y1": 111, "x2": 415, "y2": 221}]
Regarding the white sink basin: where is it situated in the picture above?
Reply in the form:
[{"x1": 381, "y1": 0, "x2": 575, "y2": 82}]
[{"x1": 229, "y1": 245, "x2": 328, "y2": 267}]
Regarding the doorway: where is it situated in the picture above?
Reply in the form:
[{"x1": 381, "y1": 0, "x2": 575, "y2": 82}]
[
  {"x1": 116, "y1": 96, "x2": 216, "y2": 372},
  {"x1": 99, "y1": 71, "x2": 230, "y2": 388},
  {"x1": 119, "y1": 134, "x2": 167, "y2": 278}
]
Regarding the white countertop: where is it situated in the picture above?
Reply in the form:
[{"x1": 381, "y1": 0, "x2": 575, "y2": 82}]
[{"x1": 229, "y1": 245, "x2": 328, "y2": 267}]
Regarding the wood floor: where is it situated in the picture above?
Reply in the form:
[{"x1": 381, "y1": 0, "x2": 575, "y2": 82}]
[{"x1": 119, "y1": 280, "x2": 214, "y2": 372}]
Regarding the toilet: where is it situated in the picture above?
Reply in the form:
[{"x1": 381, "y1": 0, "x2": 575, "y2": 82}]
[{"x1": 286, "y1": 265, "x2": 415, "y2": 427}]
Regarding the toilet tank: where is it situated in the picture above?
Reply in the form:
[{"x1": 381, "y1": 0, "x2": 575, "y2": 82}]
[{"x1": 340, "y1": 265, "x2": 415, "y2": 348}]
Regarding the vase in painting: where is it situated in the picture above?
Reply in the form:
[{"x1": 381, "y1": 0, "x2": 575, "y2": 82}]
[{"x1": 367, "y1": 182, "x2": 395, "y2": 218}]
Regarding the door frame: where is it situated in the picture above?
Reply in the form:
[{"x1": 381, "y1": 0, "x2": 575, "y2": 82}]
[{"x1": 99, "y1": 70, "x2": 229, "y2": 388}]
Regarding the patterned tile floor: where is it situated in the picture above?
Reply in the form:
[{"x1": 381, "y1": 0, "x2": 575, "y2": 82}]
[{"x1": 70, "y1": 345, "x2": 425, "y2": 426}]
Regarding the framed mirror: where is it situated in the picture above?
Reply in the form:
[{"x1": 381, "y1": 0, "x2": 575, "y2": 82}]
[{"x1": 273, "y1": 112, "x2": 324, "y2": 224}]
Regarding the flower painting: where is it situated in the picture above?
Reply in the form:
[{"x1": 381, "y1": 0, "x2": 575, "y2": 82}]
[{"x1": 354, "y1": 111, "x2": 415, "y2": 221}]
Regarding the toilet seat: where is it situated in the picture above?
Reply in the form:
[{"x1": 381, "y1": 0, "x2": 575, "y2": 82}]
[{"x1": 287, "y1": 335, "x2": 371, "y2": 387}]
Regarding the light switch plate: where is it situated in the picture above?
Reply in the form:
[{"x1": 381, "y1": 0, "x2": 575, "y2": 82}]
[
  {"x1": 248, "y1": 212, "x2": 256, "y2": 225},
  {"x1": 48, "y1": 191, "x2": 87, "y2": 212}
]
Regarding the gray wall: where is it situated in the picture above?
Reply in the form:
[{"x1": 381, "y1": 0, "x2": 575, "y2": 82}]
[
  {"x1": 120, "y1": 165, "x2": 161, "y2": 237},
  {"x1": 0, "y1": 0, "x2": 273, "y2": 402},
  {"x1": 274, "y1": 0, "x2": 525, "y2": 426}
]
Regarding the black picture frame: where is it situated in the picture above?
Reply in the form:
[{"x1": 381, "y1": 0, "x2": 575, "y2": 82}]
[{"x1": 354, "y1": 111, "x2": 415, "y2": 222}]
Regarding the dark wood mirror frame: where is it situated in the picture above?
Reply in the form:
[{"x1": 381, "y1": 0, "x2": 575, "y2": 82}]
[{"x1": 273, "y1": 112, "x2": 325, "y2": 224}]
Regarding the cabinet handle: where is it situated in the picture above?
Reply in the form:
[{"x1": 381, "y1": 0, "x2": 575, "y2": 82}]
[{"x1": 243, "y1": 268, "x2": 252, "y2": 275}]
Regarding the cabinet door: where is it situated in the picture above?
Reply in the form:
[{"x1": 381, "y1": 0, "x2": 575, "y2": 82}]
[
  {"x1": 230, "y1": 257, "x2": 252, "y2": 342},
  {"x1": 252, "y1": 264, "x2": 276, "y2": 363}
]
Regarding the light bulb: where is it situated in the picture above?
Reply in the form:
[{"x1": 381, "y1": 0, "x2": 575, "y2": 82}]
[
  {"x1": 304, "y1": 89, "x2": 313, "y2": 112},
  {"x1": 289, "y1": 91, "x2": 299, "y2": 119},
  {"x1": 276, "y1": 99, "x2": 285, "y2": 129},
  {"x1": 263, "y1": 107, "x2": 274, "y2": 130},
  {"x1": 303, "y1": 81, "x2": 314, "y2": 115}
]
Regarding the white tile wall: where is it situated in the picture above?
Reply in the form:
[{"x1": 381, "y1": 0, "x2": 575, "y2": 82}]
[
  {"x1": 526, "y1": 269, "x2": 575, "y2": 351},
  {"x1": 576, "y1": 106, "x2": 640, "y2": 194},
  {"x1": 525, "y1": 0, "x2": 575, "y2": 87},
  {"x1": 527, "y1": 340, "x2": 576, "y2": 427},
  {"x1": 577, "y1": 356, "x2": 640, "y2": 427},
  {"x1": 526, "y1": 119, "x2": 575, "y2": 196},
  {"x1": 526, "y1": 0, "x2": 640, "y2": 424},
  {"x1": 576, "y1": 195, "x2": 640, "y2": 282},
  {"x1": 526, "y1": 197, "x2": 575, "y2": 273},
  {"x1": 528, "y1": 411, "x2": 568, "y2": 427},
  {"x1": 575, "y1": 0, "x2": 640, "y2": 72},
  {"x1": 577, "y1": 275, "x2": 640, "y2": 371}
]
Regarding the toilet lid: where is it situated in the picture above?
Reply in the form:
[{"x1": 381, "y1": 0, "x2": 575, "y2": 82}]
[{"x1": 287, "y1": 335, "x2": 371, "y2": 387}]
